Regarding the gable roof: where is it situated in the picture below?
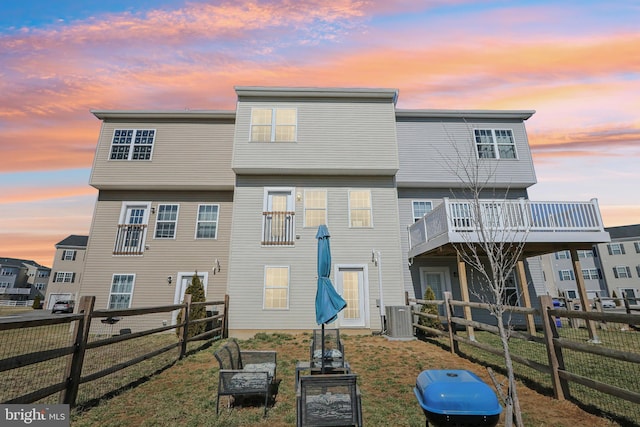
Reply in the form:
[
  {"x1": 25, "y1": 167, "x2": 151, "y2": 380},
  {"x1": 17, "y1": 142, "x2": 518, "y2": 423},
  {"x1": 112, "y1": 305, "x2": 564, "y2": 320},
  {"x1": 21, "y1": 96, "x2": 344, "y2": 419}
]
[
  {"x1": 605, "y1": 224, "x2": 640, "y2": 241},
  {"x1": 56, "y1": 235, "x2": 89, "y2": 248}
]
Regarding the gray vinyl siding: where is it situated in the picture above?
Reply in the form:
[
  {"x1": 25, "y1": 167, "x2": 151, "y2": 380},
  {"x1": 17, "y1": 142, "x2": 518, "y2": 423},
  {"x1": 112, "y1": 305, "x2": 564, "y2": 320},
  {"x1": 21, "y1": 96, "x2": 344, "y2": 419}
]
[
  {"x1": 90, "y1": 121, "x2": 235, "y2": 190},
  {"x1": 232, "y1": 101, "x2": 398, "y2": 175},
  {"x1": 79, "y1": 190, "x2": 233, "y2": 329},
  {"x1": 227, "y1": 176, "x2": 405, "y2": 332},
  {"x1": 45, "y1": 247, "x2": 86, "y2": 307},
  {"x1": 396, "y1": 118, "x2": 536, "y2": 188}
]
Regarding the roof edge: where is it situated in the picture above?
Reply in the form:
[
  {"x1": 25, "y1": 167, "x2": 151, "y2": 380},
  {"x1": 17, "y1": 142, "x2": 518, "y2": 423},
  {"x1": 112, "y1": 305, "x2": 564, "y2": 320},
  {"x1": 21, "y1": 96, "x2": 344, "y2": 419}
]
[
  {"x1": 396, "y1": 109, "x2": 535, "y2": 120},
  {"x1": 91, "y1": 110, "x2": 236, "y2": 120},
  {"x1": 235, "y1": 86, "x2": 399, "y2": 104}
]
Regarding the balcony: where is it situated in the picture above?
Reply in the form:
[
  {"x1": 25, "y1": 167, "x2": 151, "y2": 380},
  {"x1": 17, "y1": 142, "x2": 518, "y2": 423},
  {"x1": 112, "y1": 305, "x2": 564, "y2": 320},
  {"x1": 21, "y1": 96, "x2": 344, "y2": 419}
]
[
  {"x1": 408, "y1": 198, "x2": 610, "y2": 258},
  {"x1": 113, "y1": 224, "x2": 147, "y2": 255},
  {"x1": 262, "y1": 211, "x2": 295, "y2": 246},
  {"x1": 0, "y1": 287, "x2": 31, "y2": 295}
]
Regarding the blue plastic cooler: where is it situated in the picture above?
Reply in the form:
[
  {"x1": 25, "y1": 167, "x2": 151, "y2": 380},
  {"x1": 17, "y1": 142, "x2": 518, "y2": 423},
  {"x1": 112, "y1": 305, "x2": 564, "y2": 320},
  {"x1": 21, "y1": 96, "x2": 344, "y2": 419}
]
[{"x1": 414, "y1": 369, "x2": 502, "y2": 427}]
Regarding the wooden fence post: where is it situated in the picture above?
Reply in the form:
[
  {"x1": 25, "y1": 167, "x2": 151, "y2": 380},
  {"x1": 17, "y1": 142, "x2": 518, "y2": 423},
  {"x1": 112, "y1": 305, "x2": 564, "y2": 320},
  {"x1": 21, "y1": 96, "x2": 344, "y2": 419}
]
[
  {"x1": 60, "y1": 295, "x2": 95, "y2": 406},
  {"x1": 222, "y1": 294, "x2": 229, "y2": 339},
  {"x1": 539, "y1": 295, "x2": 569, "y2": 401},
  {"x1": 444, "y1": 292, "x2": 458, "y2": 355},
  {"x1": 179, "y1": 294, "x2": 191, "y2": 360}
]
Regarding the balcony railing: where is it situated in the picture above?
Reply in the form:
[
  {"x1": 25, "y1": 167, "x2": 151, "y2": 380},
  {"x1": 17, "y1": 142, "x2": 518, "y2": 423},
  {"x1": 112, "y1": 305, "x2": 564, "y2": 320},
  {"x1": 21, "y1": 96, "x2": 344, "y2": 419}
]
[
  {"x1": 113, "y1": 224, "x2": 147, "y2": 255},
  {"x1": 262, "y1": 211, "x2": 295, "y2": 246},
  {"x1": 0, "y1": 287, "x2": 31, "y2": 295},
  {"x1": 409, "y1": 198, "x2": 606, "y2": 252}
]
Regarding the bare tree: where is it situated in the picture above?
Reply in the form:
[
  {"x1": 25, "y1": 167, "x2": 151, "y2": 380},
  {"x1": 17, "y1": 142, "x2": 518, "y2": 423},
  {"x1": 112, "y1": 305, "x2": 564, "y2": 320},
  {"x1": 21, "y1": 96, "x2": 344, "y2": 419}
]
[{"x1": 442, "y1": 122, "x2": 530, "y2": 427}]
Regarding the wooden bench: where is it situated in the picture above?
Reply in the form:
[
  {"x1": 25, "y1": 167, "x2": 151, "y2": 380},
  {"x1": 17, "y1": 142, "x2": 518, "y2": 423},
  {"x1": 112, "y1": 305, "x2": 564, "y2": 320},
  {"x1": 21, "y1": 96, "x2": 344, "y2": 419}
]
[{"x1": 213, "y1": 339, "x2": 277, "y2": 417}]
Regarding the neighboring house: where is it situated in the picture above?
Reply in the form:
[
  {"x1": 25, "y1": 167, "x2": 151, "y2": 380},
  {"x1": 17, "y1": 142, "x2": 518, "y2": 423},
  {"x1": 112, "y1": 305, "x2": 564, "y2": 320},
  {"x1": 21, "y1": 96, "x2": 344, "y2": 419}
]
[
  {"x1": 0, "y1": 258, "x2": 50, "y2": 303},
  {"x1": 537, "y1": 249, "x2": 606, "y2": 301},
  {"x1": 80, "y1": 86, "x2": 611, "y2": 335},
  {"x1": 44, "y1": 235, "x2": 89, "y2": 309},
  {"x1": 594, "y1": 224, "x2": 640, "y2": 305}
]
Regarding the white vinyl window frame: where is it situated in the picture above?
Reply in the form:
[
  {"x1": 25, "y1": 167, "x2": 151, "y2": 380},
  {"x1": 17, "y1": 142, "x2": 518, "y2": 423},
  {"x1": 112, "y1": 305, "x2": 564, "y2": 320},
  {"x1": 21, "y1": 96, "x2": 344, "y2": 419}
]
[
  {"x1": 62, "y1": 250, "x2": 76, "y2": 261},
  {"x1": 581, "y1": 268, "x2": 599, "y2": 280},
  {"x1": 559, "y1": 270, "x2": 575, "y2": 281},
  {"x1": 154, "y1": 204, "x2": 180, "y2": 239},
  {"x1": 577, "y1": 250, "x2": 594, "y2": 258},
  {"x1": 250, "y1": 107, "x2": 297, "y2": 142},
  {"x1": 263, "y1": 266, "x2": 290, "y2": 310},
  {"x1": 108, "y1": 274, "x2": 136, "y2": 309},
  {"x1": 555, "y1": 250, "x2": 570, "y2": 259},
  {"x1": 608, "y1": 243, "x2": 625, "y2": 255},
  {"x1": 348, "y1": 189, "x2": 373, "y2": 228},
  {"x1": 613, "y1": 266, "x2": 632, "y2": 279},
  {"x1": 304, "y1": 189, "x2": 327, "y2": 228},
  {"x1": 109, "y1": 129, "x2": 156, "y2": 161},
  {"x1": 412, "y1": 200, "x2": 433, "y2": 222},
  {"x1": 195, "y1": 204, "x2": 219, "y2": 239},
  {"x1": 474, "y1": 128, "x2": 518, "y2": 159},
  {"x1": 54, "y1": 272, "x2": 75, "y2": 283}
]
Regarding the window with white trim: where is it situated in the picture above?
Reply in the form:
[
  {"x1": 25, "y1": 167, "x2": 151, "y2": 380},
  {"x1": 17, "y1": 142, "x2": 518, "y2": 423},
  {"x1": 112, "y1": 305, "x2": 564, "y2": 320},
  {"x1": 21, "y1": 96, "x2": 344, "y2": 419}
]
[
  {"x1": 474, "y1": 129, "x2": 517, "y2": 159},
  {"x1": 264, "y1": 266, "x2": 289, "y2": 309},
  {"x1": 108, "y1": 274, "x2": 135, "y2": 309},
  {"x1": 54, "y1": 272, "x2": 75, "y2": 283},
  {"x1": 109, "y1": 129, "x2": 155, "y2": 160},
  {"x1": 62, "y1": 250, "x2": 76, "y2": 261},
  {"x1": 634, "y1": 242, "x2": 640, "y2": 253},
  {"x1": 613, "y1": 266, "x2": 632, "y2": 279},
  {"x1": 196, "y1": 204, "x2": 219, "y2": 239},
  {"x1": 577, "y1": 250, "x2": 593, "y2": 258},
  {"x1": 250, "y1": 108, "x2": 297, "y2": 142},
  {"x1": 559, "y1": 270, "x2": 575, "y2": 281},
  {"x1": 412, "y1": 200, "x2": 433, "y2": 222},
  {"x1": 35, "y1": 283, "x2": 45, "y2": 291},
  {"x1": 349, "y1": 190, "x2": 372, "y2": 228},
  {"x1": 1, "y1": 269, "x2": 14, "y2": 276},
  {"x1": 608, "y1": 243, "x2": 625, "y2": 255},
  {"x1": 37, "y1": 271, "x2": 49, "y2": 278},
  {"x1": 555, "y1": 250, "x2": 570, "y2": 259},
  {"x1": 502, "y1": 273, "x2": 520, "y2": 306},
  {"x1": 304, "y1": 190, "x2": 327, "y2": 227},
  {"x1": 565, "y1": 290, "x2": 577, "y2": 299},
  {"x1": 0, "y1": 282, "x2": 9, "y2": 288},
  {"x1": 154, "y1": 204, "x2": 179, "y2": 239},
  {"x1": 581, "y1": 268, "x2": 600, "y2": 280}
]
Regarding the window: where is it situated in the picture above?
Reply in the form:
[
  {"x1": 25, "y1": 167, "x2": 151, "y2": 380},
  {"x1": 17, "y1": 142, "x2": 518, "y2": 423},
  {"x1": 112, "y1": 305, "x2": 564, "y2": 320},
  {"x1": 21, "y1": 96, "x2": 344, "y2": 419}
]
[
  {"x1": 565, "y1": 290, "x2": 577, "y2": 299},
  {"x1": 555, "y1": 251, "x2": 570, "y2": 259},
  {"x1": 54, "y1": 272, "x2": 75, "y2": 283},
  {"x1": 37, "y1": 271, "x2": 49, "y2": 278},
  {"x1": 502, "y1": 273, "x2": 520, "y2": 306},
  {"x1": 581, "y1": 268, "x2": 600, "y2": 280},
  {"x1": 108, "y1": 274, "x2": 135, "y2": 309},
  {"x1": 264, "y1": 266, "x2": 289, "y2": 309},
  {"x1": 35, "y1": 283, "x2": 45, "y2": 291},
  {"x1": 577, "y1": 250, "x2": 593, "y2": 258},
  {"x1": 154, "y1": 204, "x2": 179, "y2": 239},
  {"x1": 474, "y1": 129, "x2": 517, "y2": 159},
  {"x1": 349, "y1": 190, "x2": 372, "y2": 227},
  {"x1": 109, "y1": 129, "x2": 155, "y2": 160},
  {"x1": 196, "y1": 204, "x2": 219, "y2": 239},
  {"x1": 304, "y1": 190, "x2": 326, "y2": 227},
  {"x1": 250, "y1": 108, "x2": 297, "y2": 142},
  {"x1": 608, "y1": 243, "x2": 625, "y2": 255},
  {"x1": 613, "y1": 266, "x2": 632, "y2": 279},
  {"x1": 559, "y1": 270, "x2": 575, "y2": 281},
  {"x1": 635, "y1": 242, "x2": 640, "y2": 253},
  {"x1": 62, "y1": 250, "x2": 76, "y2": 261},
  {"x1": 412, "y1": 201, "x2": 433, "y2": 222},
  {"x1": 1, "y1": 269, "x2": 14, "y2": 276},
  {"x1": 0, "y1": 282, "x2": 9, "y2": 288}
]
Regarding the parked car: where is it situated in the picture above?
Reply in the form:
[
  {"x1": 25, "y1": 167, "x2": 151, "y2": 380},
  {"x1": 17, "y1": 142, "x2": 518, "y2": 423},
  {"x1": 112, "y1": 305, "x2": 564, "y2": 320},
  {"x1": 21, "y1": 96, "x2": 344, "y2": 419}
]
[{"x1": 52, "y1": 300, "x2": 75, "y2": 313}]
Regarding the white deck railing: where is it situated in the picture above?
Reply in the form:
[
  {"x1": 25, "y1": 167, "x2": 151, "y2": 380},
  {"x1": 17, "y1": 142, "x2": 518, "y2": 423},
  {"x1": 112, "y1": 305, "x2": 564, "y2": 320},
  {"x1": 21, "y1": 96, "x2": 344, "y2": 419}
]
[{"x1": 409, "y1": 198, "x2": 605, "y2": 251}]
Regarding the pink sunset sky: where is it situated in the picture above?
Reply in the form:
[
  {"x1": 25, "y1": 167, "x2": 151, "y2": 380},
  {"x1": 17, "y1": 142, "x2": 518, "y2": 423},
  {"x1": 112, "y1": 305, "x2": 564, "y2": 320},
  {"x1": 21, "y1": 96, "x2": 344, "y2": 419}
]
[{"x1": 1, "y1": 0, "x2": 639, "y2": 266}]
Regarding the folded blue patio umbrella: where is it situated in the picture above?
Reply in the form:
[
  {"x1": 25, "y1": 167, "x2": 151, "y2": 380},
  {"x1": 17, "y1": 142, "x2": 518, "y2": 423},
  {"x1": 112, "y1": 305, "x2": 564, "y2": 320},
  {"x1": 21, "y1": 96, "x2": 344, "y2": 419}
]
[{"x1": 315, "y1": 225, "x2": 347, "y2": 325}]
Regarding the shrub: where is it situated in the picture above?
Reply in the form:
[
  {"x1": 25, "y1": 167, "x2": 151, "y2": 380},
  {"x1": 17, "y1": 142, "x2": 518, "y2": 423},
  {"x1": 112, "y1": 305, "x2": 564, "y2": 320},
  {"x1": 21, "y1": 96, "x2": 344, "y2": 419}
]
[
  {"x1": 176, "y1": 273, "x2": 207, "y2": 339},
  {"x1": 418, "y1": 287, "x2": 443, "y2": 334},
  {"x1": 32, "y1": 295, "x2": 42, "y2": 309}
]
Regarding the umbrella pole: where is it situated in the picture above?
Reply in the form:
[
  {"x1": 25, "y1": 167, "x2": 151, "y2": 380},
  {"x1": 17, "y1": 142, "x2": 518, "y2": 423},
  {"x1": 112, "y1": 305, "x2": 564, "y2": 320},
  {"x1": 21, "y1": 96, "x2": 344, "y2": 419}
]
[{"x1": 321, "y1": 323, "x2": 325, "y2": 373}]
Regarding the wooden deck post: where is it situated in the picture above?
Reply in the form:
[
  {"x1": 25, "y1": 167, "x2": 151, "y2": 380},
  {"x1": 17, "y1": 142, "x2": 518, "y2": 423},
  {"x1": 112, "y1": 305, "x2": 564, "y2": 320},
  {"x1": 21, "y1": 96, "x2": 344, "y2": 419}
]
[
  {"x1": 570, "y1": 249, "x2": 600, "y2": 343},
  {"x1": 516, "y1": 260, "x2": 536, "y2": 335},
  {"x1": 60, "y1": 295, "x2": 95, "y2": 406},
  {"x1": 457, "y1": 254, "x2": 475, "y2": 341}
]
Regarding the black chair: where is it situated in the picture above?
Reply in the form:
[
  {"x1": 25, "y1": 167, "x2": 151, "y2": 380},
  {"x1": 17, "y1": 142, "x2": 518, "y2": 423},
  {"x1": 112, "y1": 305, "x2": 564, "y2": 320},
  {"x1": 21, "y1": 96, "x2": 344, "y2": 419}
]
[
  {"x1": 297, "y1": 374, "x2": 362, "y2": 427},
  {"x1": 310, "y1": 328, "x2": 345, "y2": 371}
]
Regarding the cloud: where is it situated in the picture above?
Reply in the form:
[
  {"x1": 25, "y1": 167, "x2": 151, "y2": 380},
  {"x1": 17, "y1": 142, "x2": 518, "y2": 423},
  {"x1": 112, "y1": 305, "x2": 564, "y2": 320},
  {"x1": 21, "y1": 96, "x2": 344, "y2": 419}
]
[{"x1": 0, "y1": 185, "x2": 97, "y2": 204}]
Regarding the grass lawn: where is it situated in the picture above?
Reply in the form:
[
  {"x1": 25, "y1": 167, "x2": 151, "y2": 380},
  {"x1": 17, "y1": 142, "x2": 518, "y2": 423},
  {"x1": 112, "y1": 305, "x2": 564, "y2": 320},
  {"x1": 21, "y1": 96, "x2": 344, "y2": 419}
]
[
  {"x1": 0, "y1": 306, "x2": 34, "y2": 316},
  {"x1": 71, "y1": 333, "x2": 623, "y2": 427}
]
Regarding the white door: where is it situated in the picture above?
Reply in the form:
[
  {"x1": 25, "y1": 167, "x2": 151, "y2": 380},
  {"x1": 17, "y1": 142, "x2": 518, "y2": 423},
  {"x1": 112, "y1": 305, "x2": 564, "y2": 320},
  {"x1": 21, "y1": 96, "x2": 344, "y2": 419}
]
[
  {"x1": 123, "y1": 205, "x2": 147, "y2": 250},
  {"x1": 419, "y1": 267, "x2": 451, "y2": 315},
  {"x1": 172, "y1": 272, "x2": 207, "y2": 325},
  {"x1": 337, "y1": 266, "x2": 367, "y2": 327},
  {"x1": 264, "y1": 190, "x2": 294, "y2": 243}
]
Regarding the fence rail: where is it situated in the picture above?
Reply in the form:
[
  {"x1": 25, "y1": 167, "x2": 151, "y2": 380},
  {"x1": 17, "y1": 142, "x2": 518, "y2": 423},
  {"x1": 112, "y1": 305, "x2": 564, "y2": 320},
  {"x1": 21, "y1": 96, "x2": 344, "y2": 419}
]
[
  {"x1": 0, "y1": 295, "x2": 228, "y2": 407},
  {"x1": 409, "y1": 294, "x2": 640, "y2": 426}
]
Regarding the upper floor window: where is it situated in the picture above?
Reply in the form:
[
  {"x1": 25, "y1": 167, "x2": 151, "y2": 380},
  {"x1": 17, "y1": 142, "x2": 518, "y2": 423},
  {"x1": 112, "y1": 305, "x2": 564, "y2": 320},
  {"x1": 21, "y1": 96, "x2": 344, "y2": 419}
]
[
  {"x1": 155, "y1": 204, "x2": 179, "y2": 239},
  {"x1": 35, "y1": 283, "x2": 45, "y2": 291},
  {"x1": 62, "y1": 250, "x2": 76, "y2": 261},
  {"x1": 54, "y1": 272, "x2": 75, "y2": 283},
  {"x1": 581, "y1": 268, "x2": 600, "y2": 280},
  {"x1": 264, "y1": 266, "x2": 289, "y2": 309},
  {"x1": 304, "y1": 190, "x2": 327, "y2": 227},
  {"x1": 108, "y1": 274, "x2": 135, "y2": 309},
  {"x1": 607, "y1": 243, "x2": 625, "y2": 255},
  {"x1": 250, "y1": 108, "x2": 297, "y2": 142},
  {"x1": 613, "y1": 266, "x2": 632, "y2": 279},
  {"x1": 555, "y1": 250, "x2": 570, "y2": 260},
  {"x1": 349, "y1": 190, "x2": 372, "y2": 228},
  {"x1": 110, "y1": 129, "x2": 155, "y2": 160},
  {"x1": 196, "y1": 204, "x2": 219, "y2": 239},
  {"x1": 412, "y1": 201, "x2": 433, "y2": 222},
  {"x1": 37, "y1": 271, "x2": 49, "y2": 278},
  {"x1": 0, "y1": 282, "x2": 10, "y2": 288},
  {"x1": 577, "y1": 250, "x2": 593, "y2": 259},
  {"x1": 474, "y1": 129, "x2": 517, "y2": 159},
  {"x1": 558, "y1": 270, "x2": 575, "y2": 281},
  {"x1": 635, "y1": 242, "x2": 640, "y2": 253},
  {"x1": 1, "y1": 269, "x2": 14, "y2": 276}
]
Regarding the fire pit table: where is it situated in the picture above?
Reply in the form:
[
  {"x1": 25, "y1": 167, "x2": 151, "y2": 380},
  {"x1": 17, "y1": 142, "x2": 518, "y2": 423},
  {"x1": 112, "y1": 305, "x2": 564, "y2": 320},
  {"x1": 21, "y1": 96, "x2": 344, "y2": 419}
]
[{"x1": 414, "y1": 369, "x2": 502, "y2": 427}]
